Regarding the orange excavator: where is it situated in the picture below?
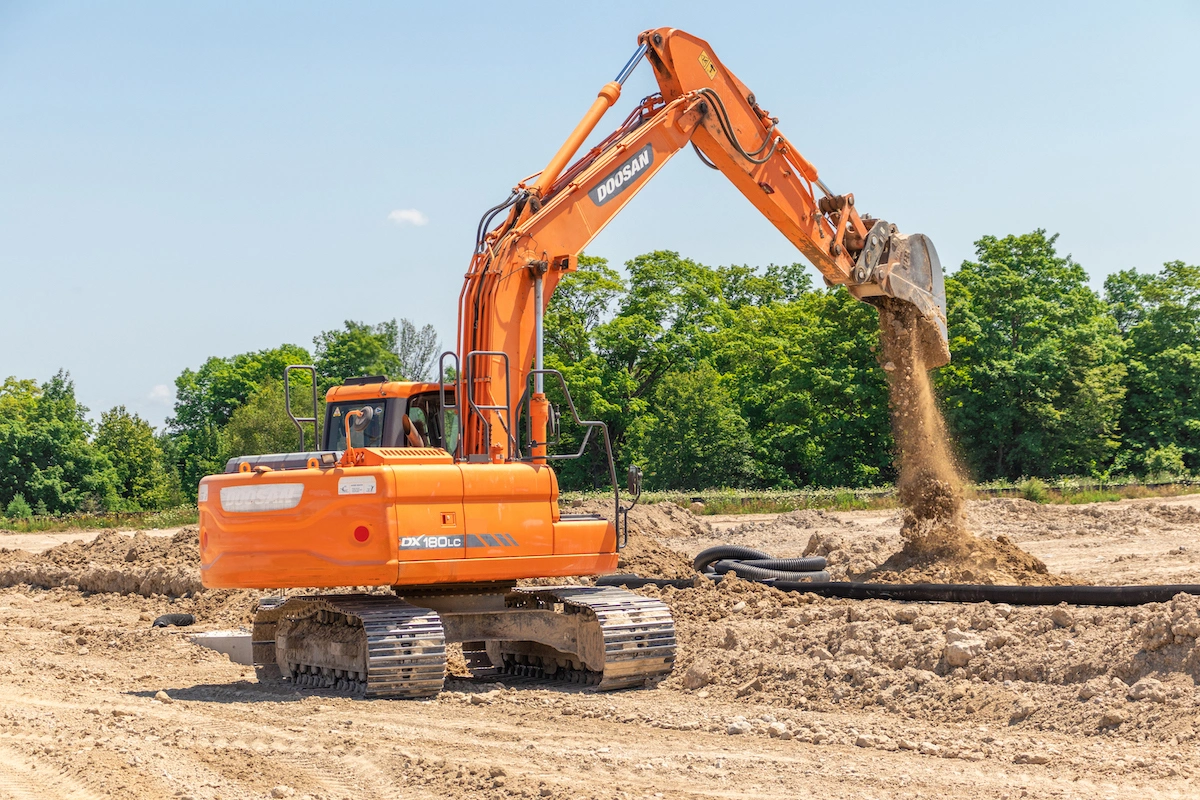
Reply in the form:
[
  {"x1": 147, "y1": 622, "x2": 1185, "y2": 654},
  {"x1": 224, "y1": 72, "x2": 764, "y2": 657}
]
[{"x1": 197, "y1": 27, "x2": 949, "y2": 698}]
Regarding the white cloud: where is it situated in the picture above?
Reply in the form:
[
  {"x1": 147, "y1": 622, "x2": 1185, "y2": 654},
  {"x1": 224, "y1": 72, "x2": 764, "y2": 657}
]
[
  {"x1": 148, "y1": 384, "x2": 173, "y2": 405},
  {"x1": 388, "y1": 208, "x2": 429, "y2": 226}
]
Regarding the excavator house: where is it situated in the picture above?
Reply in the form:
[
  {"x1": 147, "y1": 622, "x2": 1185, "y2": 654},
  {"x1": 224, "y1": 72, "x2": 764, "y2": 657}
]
[{"x1": 197, "y1": 27, "x2": 950, "y2": 699}]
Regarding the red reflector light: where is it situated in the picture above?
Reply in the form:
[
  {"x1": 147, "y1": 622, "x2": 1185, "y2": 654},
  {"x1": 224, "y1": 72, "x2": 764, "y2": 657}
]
[
  {"x1": 200, "y1": 528, "x2": 208, "y2": 550},
  {"x1": 353, "y1": 526, "x2": 370, "y2": 542}
]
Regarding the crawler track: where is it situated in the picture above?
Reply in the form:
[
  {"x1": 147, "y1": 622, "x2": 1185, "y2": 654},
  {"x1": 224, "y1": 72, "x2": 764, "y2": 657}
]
[
  {"x1": 496, "y1": 586, "x2": 676, "y2": 690},
  {"x1": 272, "y1": 594, "x2": 446, "y2": 699},
  {"x1": 255, "y1": 586, "x2": 675, "y2": 698}
]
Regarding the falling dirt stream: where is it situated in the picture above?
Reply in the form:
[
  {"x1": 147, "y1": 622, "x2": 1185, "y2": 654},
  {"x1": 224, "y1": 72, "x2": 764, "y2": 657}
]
[{"x1": 875, "y1": 299, "x2": 1060, "y2": 584}]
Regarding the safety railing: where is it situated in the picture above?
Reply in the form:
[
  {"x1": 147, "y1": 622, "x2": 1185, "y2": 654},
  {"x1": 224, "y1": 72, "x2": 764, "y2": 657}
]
[
  {"x1": 284, "y1": 365, "x2": 321, "y2": 451},
  {"x1": 519, "y1": 368, "x2": 641, "y2": 548},
  {"x1": 461, "y1": 350, "x2": 517, "y2": 463}
]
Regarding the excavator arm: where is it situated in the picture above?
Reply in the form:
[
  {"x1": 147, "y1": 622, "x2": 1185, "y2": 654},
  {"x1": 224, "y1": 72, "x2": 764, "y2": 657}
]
[{"x1": 457, "y1": 27, "x2": 949, "y2": 459}]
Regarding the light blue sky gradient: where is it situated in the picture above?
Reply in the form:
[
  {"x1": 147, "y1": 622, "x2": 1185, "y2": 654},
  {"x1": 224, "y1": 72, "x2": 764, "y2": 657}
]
[{"x1": 2, "y1": 1, "x2": 1197, "y2": 428}]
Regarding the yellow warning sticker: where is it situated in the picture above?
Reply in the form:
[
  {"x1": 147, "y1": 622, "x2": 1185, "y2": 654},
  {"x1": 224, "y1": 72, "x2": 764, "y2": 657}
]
[{"x1": 698, "y1": 51, "x2": 717, "y2": 80}]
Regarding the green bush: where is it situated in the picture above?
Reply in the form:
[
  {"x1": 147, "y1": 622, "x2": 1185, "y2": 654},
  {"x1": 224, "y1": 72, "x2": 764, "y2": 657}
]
[
  {"x1": 5, "y1": 494, "x2": 33, "y2": 520},
  {"x1": 1142, "y1": 444, "x2": 1187, "y2": 479},
  {"x1": 1020, "y1": 477, "x2": 1051, "y2": 504}
]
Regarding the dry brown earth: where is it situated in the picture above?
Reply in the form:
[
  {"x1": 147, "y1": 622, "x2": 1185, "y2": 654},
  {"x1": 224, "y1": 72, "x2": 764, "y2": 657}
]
[{"x1": 1, "y1": 497, "x2": 1200, "y2": 799}]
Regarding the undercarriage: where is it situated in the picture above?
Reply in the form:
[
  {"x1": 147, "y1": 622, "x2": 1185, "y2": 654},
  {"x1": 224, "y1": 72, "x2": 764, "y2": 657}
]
[{"x1": 251, "y1": 584, "x2": 676, "y2": 698}]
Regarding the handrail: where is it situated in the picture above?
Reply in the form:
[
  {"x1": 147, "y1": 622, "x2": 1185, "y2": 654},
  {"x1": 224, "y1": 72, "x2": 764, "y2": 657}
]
[
  {"x1": 463, "y1": 350, "x2": 516, "y2": 461},
  {"x1": 520, "y1": 368, "x2": 634, "y2": 548},
  {"x1": 284, "y1": 365, "x2": 320, "y2": 451}
]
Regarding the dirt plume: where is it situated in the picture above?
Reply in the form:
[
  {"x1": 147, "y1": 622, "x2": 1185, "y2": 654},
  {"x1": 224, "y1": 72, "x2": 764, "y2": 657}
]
[{"x1": 876, "y1": 299, "x2": 1057, "y2": 584}]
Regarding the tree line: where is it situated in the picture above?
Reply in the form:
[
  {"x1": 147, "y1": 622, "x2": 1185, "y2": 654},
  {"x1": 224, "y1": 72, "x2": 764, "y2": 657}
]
[
  {"x1": 547, "y1": 231, "x2": 1197, "y2": 490},
  {"x1": 0, "y1": 320, "x2": 438, "y2": 517},
  {"x1": 1, "y1": 229, "x2": 1196, "y2": 516}
]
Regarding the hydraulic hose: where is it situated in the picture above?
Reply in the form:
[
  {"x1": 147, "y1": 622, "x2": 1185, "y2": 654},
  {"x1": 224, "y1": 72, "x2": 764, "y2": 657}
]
[
  {"x1": 596, "y1": 574, "x2": 1200, "y2": 608},
  {"x1": 694, "y1": 545, "x2": 829, "y2": 583}
]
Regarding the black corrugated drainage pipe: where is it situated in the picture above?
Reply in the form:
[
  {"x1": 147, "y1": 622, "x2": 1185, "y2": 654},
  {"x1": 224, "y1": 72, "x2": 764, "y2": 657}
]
[
  {"x1": 692, "y1": 545, "x2": 830, "y2": 583},
  {"x1": 596, "y1": 574, "x2": 1200, "y2": 607}
]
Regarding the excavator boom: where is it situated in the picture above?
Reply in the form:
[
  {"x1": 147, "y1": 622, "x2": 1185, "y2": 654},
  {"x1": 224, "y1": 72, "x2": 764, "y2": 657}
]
[{"x1": 458, "y1": 26, "x2": 950, "y2": 459}]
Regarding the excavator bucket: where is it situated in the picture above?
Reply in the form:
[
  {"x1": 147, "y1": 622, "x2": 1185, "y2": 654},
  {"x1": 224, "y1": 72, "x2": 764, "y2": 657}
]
[{"x1": 873, "y1": 230, "x2": 950, "y2": 368}]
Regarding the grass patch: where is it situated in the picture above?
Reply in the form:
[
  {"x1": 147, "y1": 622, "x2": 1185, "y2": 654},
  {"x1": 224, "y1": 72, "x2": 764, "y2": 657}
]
[
  {"x1": 561, "y1": 476, "x2": 1197, "y2": 516},
  {"x1": 0, "y1": 505, "x2": 198, "y2": 534},
  {"x1": 1062, "y1": 489, "x2": 1123, "y2": 504},
  {"x1": 1020, "y1": 478, "x2": 1051, "y2": 504}
]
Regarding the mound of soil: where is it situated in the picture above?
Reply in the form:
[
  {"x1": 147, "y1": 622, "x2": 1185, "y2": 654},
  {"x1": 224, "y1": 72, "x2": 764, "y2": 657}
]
[
  {"x1": 571, "y1": 500, "x2": 698, "y2": 580},
  {"x1": 876, "y1": 299, "x2": 1056, "y2": 585},
  {"x1": 0, "y1": 527, "x2": 204, "y2": 597},
  {"x1": 644, "y1": 574, "x2": 1200, "y2": 742}
]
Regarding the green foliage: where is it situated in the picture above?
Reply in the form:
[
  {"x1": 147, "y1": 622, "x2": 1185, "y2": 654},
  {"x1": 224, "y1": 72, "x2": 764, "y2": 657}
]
[
  {"x1": 712, "y1": 286, "x2": 891, "y2": 488},
  {"x1": 95, "y1": 406, "x2": 175, "y2": 510},
  {"x1": 1020, "y1": 477, "x2": 1050, "y2": 503},
  {"x1": 397, "y1": 319, "x2": 441, "y2": 381},
  {"x1": 1062, "y1": 489, "x2": 1122, "y2": 504},
  {"x1": 544, "y1": 252, "x2": 891, "y2": 491},
  {"x1": 545, "y1": 251, "x2": 731, "y2": 489},
  {"x1": 167, "y1": 344, "x2": 311, "y2": 494},
  {"x1": 5, "y1": 238, "x2": 1198, "y2": 515},
  {"x1": 314, "y1": 320, "x2": 404, "y2": 385},
  {"x1": 5, "y1": 493, "x2": 33, "y2": 520},
  {"x1": 637, "y1": 364, "x2": 756, "y2": 490},
  {"x1": 1106, "y1": 261, "x2": 1200, "y2": 475},
  {"x1": 1142, "y1": 444, "x2": 1187, "y2": 478},
  {"x1": 938, "y1": 231, "x2": 1126, "y2": 480},
  {"x1": 0, "y1": 372, "x2": 119, "y2": 513},
  {"x1": 221, "y1": 380, "x2": 324, "y2": 459}
]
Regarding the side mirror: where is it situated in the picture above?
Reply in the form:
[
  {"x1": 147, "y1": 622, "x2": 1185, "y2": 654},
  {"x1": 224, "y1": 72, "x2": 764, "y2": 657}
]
[
  {"x1": 351, "y1": 405, "x2": 374, "y2": 432},
  {"x1": 626, "y1": 465, "x2": 643, "y2": 500}
]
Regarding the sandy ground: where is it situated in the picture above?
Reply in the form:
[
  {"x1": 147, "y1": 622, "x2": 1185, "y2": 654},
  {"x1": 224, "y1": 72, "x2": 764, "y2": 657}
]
[{"x1": 2, "y1": 497, "x2": 1200, "y2": 799}]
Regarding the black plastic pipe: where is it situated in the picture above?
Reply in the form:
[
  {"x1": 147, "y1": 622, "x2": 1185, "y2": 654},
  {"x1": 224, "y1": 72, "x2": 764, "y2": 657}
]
[{"x1": 596, "y1": 574, "x2": 1200, "y2": 607}]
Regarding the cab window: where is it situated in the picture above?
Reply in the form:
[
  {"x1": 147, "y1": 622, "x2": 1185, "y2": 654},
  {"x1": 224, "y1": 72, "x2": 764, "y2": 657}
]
[
  {"x1": 407, "y1": 393, "x2": 459, "y2": 454},
  {"x1": 327, "y1": 401, "x2": 386, "y2": 450}
]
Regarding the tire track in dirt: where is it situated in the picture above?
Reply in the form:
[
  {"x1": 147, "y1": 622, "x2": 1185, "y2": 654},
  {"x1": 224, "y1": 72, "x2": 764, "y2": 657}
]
[{"x1": 0, "y1": 744, "x2": 105, "y2": 800}]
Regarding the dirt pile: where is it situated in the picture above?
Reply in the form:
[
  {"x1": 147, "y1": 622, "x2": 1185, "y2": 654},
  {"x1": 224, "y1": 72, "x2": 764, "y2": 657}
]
[
  {"x1": 572, "y1": 500, "x2": 699, "y2": 579},
  {"x1": 648, "y1": 574, "x2": 1200, "y2": 743},
  {"x1": 0, "y1": 527, "x2": 258, "y2": 626},
  {"x1": 876, "y1": 299, "x2": 1056, "y2": 584},
  {"x1": 0, "y1": 527, "x2": 204, "y2": 597}
]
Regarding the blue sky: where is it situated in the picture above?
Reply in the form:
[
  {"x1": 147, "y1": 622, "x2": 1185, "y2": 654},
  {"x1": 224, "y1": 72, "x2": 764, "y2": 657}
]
[{"x1": 2, "y1": 1, "x2": 1197, "y2": 429}]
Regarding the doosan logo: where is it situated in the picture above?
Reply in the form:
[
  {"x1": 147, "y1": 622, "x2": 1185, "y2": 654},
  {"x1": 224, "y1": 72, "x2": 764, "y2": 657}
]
[{"x1": 588, "y1": 145, "x2": 654, "y2": 206}]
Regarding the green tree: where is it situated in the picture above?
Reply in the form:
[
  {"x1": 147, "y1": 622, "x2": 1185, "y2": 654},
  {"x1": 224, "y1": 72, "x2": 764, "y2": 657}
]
[
  {"x1": 713, "y1": 284, "x2": 892, "y2": 488},
  {"x1": 397, "y1": 319, "x2": 441, "y2": 381},
  {"x1": 94, "y1": 406, "x2": 173, "y2": 510},
  {"x1": 939, "y1": 231, "x2": 1126, "y2": 480},
  {"x1": 166, "y1": 344, "x2": 311, "y2": 496},
  {"x1": 637, "y1": 364, "x2": 756, "y2": 489},
  {"x1": 0, "y1": 372, "x2": 119, "y2": 513},
  {"x1": 313, "y1": 320, "x2": 403, "y2": 385},
  {"x1": 221, "y1": 380, "x2": 325, "y2": 460},
  {"x1": 544, "y1": 251, "x2": 730, "y2": 489},
  {"x1": 5, "y1": 494, "x2": 33, "y2": 520},
  {"x1": 1106, "y1": 260, "x2": 1200, "y2": 474}
]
